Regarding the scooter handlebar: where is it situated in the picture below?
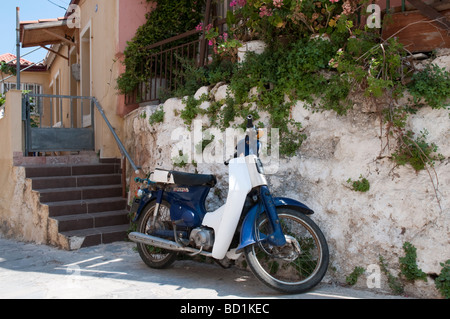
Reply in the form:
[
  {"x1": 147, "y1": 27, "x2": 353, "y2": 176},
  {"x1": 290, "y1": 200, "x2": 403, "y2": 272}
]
[{"x1": 134, "y1": 177, "x2": 155, "y2": 184}]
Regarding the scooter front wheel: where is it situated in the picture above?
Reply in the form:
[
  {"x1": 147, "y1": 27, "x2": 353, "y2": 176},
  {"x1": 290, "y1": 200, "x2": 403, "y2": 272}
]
[
  {"x1": 244, "y1": 208, "x2": 329, "y2": 294},
  {"x1": 136, "y1": 201, "x2": 178, "y2": 269}
]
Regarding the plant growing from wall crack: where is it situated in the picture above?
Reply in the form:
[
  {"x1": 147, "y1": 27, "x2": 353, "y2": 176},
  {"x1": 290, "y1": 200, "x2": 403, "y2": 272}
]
[
  {"x1": 399, "y1": 242, "x2": 427, "y2": 282},
  {"x1": 345, "y1": 266, "x2": 365, "y2": 286},
  {"x1": 346, "y1": 175, "x2": 370, "y2": 192},
  {"x1": 435, "y1": 260, "x2": 450, "y2": 299}
]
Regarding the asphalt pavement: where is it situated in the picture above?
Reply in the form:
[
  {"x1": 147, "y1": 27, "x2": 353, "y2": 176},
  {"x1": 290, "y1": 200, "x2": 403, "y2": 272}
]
[{"x1": 0, "y1": 236, "x2": 408, "y2": 301}]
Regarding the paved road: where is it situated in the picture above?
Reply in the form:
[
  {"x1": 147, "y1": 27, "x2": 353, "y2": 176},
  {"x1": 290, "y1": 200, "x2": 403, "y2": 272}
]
[{"x1": 0, "y1": 237, "x2": 406, "y2": 301}]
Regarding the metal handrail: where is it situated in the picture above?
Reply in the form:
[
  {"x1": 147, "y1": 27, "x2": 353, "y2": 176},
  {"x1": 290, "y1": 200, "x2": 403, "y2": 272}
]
[{"x1": 92, "y1": 97, "x2": 140, "y2": 172}]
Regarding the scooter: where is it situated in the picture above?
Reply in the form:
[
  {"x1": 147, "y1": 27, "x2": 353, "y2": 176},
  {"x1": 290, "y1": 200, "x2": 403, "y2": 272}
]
[{"x1": 128, "y1": 115, "x2": 329, "y2": 294}]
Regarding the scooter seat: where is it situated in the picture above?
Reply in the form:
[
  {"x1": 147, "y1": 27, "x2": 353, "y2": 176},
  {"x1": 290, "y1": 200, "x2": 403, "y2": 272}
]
[{"x1": 170, "y1": 170, "x2": 217, "y2": 187}]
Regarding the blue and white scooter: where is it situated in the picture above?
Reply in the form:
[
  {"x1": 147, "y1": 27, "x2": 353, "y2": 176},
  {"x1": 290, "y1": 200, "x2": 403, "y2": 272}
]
[{"x1": 129, "y1": 115, "x2": 329, "y2": 294}]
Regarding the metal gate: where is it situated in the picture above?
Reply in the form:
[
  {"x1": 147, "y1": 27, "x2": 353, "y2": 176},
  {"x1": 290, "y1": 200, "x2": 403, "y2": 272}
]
[{"x1": 23, "y1": 93, "x2": 95, "y2": 154}]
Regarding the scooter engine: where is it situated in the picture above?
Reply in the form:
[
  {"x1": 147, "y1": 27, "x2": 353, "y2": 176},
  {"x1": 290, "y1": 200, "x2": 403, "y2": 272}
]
[{"x1": 189, "y1": 227, "x2": 214, "y2": 250}]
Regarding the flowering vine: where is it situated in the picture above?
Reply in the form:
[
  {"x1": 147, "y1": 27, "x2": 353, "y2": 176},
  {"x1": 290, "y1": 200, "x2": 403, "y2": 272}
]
[
  {"x1": 195, "y1": 22, "x2": 242, "y2": 61},
  {"x1": 226, "y1": 0, "x2": 360, "y2": 42}
]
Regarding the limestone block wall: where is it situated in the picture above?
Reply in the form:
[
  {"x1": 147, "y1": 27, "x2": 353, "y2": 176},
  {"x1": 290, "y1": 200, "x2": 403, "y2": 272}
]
[{"x1": 124, "y1": 61, "x2": 450, "y2": 298}]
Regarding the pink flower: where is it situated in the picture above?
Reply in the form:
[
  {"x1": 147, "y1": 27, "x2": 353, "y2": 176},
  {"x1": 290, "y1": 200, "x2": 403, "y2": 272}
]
[
  {"x1": 208, "y1": 40, "x2": 214, "y2": 46},
  {"x1": 231, "y1": 0, "x2": 246, "y2": 7},
  {"x1": 195, "y1": 22, "x2": 203, "y2": 31},
  {"x1": 330, "y1": 0, "x2": 339, "y2": 3},
  {"x1": 273, "y1": 0, "x2": 283, "y2": 8},
  {"x1": 259, "y1": 6, "x2": 272, "y2": 17}
]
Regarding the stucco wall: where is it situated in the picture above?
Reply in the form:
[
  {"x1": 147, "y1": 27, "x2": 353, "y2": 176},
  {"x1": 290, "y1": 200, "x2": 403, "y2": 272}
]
[
  {"x1": 0, "y1": 91, "x2": 48, "y2": 244},
  {"x1": 123, "y1": 62, "x2": 450, "y2": 298}
]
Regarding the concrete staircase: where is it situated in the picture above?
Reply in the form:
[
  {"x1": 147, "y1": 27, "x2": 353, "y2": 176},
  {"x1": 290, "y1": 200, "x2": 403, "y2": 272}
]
[{"x1": 24, "y1": 157, "x2": 129, "y2": 250}]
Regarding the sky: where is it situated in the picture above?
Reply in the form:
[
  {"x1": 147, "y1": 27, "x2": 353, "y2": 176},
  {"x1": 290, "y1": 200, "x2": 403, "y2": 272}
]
[{"x1": 0, "y1": 0, "x2": 72, "y2": 64}]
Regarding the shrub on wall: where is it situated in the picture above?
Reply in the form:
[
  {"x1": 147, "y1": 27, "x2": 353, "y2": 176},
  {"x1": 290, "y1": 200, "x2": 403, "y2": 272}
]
[{"x1": 117, "y1": 0, "x2": 206, "y2": 95}]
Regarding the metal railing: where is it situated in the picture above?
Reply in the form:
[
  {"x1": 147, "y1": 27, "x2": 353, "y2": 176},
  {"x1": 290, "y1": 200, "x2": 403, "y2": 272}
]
[
  {"x1": 125, "y1": 15, "x2": 227, "y2": 106},
  {"x1": 24, "y1": 93, "x2": 139, "y2": 172},
  {"x1": 25, "y1": 93, "x2": 94, "y2": 130},
  {"x1": 125, "y1": 29, "x2": 206, "y2": 106}
]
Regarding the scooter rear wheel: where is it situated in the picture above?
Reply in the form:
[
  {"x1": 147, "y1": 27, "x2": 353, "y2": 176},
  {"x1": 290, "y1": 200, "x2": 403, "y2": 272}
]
[
  {"x1": 244, "y1": 208, "x2": 329, "y2": 294},
  {"x1": 136, "y1": 201, "x2": 178, "y2": 269}
]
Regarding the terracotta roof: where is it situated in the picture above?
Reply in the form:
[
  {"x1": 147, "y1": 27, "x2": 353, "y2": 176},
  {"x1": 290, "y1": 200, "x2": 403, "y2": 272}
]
[
  {"x1": 0, "y1": 53, "x2": 33, "y2": 66},
  {"x1": 0, "y1": 53, "x2": 47, "y2": 72},
  {"x1": 20, "y1": 17, "x2": 67, "y2": 26}
]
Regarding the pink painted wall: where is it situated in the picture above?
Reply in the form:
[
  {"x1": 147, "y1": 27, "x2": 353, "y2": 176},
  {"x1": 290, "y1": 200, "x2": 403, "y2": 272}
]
[
  {"x1": 117, "y1": 0, "x2": 155, "y2": 54},
  {"x1": 116, "y1": 0, "x2": 156, "y2": 116}
]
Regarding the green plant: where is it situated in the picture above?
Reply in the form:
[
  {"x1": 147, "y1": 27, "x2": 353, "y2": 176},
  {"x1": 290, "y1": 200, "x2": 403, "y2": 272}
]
[
  {"x1": 379, "y1": 255, "x2": 404, "y2": 295},
  {"x1": 334, "y1": 35, "x2": 408, "y2": 101},
  {"x1": 172, "y1": 150, "x2": 188, "y2": 168},
  {"x1": 435, "y1": 260, "x2": 450, "y2": 299},
  {"x1": 408, "y1": 63, "x2": 450, "y2": 109},
  {"x1": 0, "y1": 61, "x2": 16, "y2": 76},
  {"x1": 399, "y1": 242, "x2": 427, "y2": 282},
  {"x1": 117, "y1": 0, "x2": 206, "y2": 94},
  {"x1": 197, "y1": 23, "x2": 242, "y2": 62},
  {"x1": 180, "y1": 94, "x2": 209, "y2": 127},
  {"x1": 346, "y1": 175, "x2": 370, "y2": 192},
  {"x1": 121, "y1": 0, "x2": 447, "y2": 164},
  {"x1": 195, "y1": 132, "x2": 215, "y2": 154},
  {"x1": 149, "y1": 106, "x2": 165, "y2": 124},
  {"x1": 392, "y1": 129, "x2": 444, "y2": 172},
  {"x1": 346, "y1": 266, "x2": 365, "y2": 286},
  {"x1": 228, "y1": 0, "x2": 360, "y2": 43},
  {"x1": 171, "y1": 55, "x2": 209, "y2": 98}
]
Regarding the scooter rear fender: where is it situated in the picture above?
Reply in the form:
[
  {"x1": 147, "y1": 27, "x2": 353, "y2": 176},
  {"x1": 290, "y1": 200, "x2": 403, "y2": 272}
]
[{"x1": 236, "y1": 197, "x2": 314, "y2": 253}]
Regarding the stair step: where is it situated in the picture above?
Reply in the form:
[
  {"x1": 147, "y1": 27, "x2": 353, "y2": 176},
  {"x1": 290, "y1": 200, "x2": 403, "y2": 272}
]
[
  {"x1": 20, "y1": 156, "x2": 130, "y2": 250},
  {"x1": 31, "y1": 174, "x2": 122, "y2": 190},
  {"x1": 53, "y1": 210, "x2": 129, "y2": 232},
  {"x1": 46, "y1": 197, "x2": 127, "y2": 217},
  {"x1": 39, "y1": 184, "x2": 123, "y2": 203},
  {"x1": 25, "y1": 163, "x2": 120, "y2": 178},
  {"x1": 61, "y1": 224, "x2": 129, "y2": 249}
]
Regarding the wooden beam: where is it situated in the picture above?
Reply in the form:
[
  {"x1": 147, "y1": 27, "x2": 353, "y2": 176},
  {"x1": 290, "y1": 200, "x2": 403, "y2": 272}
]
[
  {"x1": 40, "y1": 45, "x2": 69, "y2": 61},
  {"x1": 41, "y1": 28, "x2": 75, "y2": 46},
  {"x1": 407, "y1": 0, "x2": 450, "y2": 30}
]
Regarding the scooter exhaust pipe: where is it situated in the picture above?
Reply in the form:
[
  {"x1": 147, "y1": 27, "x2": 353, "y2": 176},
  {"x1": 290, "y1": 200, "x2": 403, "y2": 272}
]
[{"x1": 128, "y1": 232, "x2": 212, "y2": 257}]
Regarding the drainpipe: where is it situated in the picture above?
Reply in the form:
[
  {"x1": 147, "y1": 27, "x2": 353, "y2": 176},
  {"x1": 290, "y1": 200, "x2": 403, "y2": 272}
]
[{"x1": 16, "y1": 7, "x2": 21, "y2": 89}]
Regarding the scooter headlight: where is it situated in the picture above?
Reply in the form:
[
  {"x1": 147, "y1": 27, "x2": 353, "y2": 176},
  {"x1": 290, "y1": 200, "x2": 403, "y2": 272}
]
[{"x1": 135, "y1": 188, "x2": 145, "y2": 199}]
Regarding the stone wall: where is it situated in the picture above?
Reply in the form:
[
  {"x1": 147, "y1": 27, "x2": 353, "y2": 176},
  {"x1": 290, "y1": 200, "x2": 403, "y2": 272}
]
[{"x1": 124, "y1": 59, "x2": 449, "y2": 298}]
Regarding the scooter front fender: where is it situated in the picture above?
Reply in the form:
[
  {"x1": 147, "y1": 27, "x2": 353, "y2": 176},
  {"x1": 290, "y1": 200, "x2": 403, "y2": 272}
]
[
  {"x1": 236, "y1": 197, "x2": 314, "y2": 253},
  {"x1": 132, "y1": 189, "x2": 157, "y2": 222}
]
